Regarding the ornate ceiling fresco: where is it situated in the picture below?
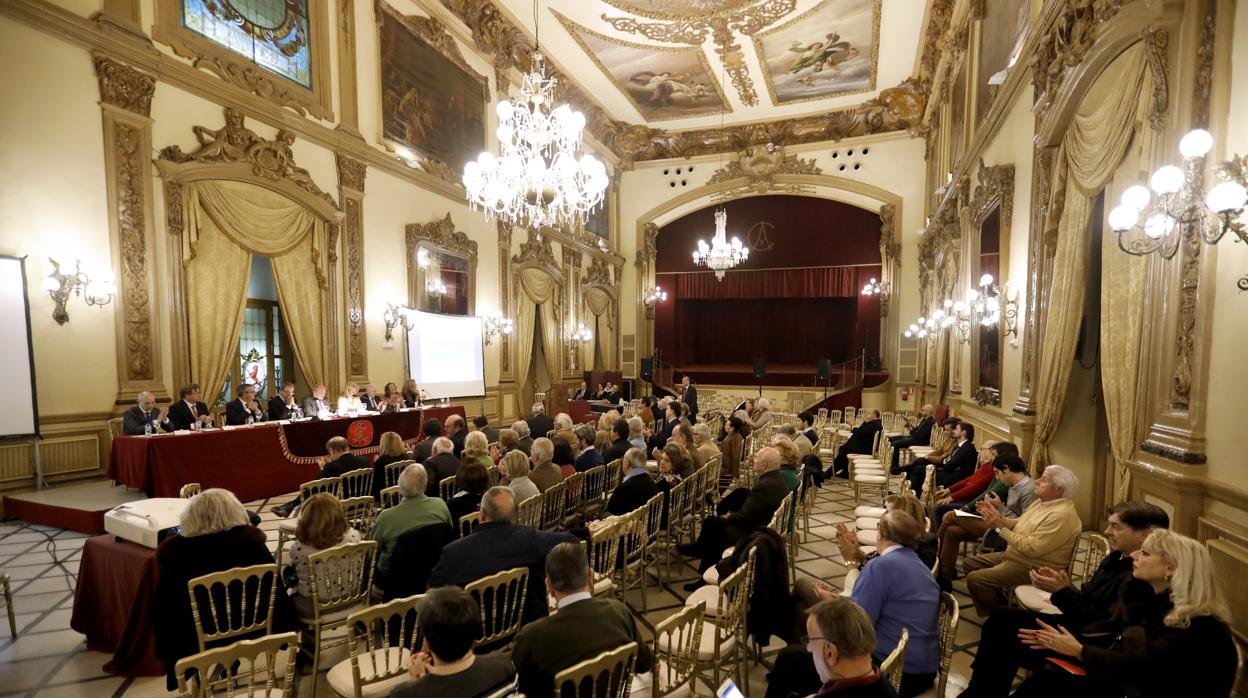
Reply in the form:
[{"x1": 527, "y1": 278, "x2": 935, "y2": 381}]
[{"x1": 488, "y1": 0, "x2": 924, "y2": 132}]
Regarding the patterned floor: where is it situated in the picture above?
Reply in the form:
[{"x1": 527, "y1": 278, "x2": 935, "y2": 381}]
[{"x1": 0, "y1": 478, "x2": 984, "y2": 697}]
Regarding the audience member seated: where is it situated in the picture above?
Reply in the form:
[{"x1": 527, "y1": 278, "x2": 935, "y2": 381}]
[
  {"x1": 411, "y1": 418, "x2": 442, "y2": 463},
  {"x1": 360, "y1": 383, "x2": 382, "y2": 412},
  {"x1": 803, "y1": 597, "x2": 899, "y2": 698},
  {"x1": 369, "y1": 464, "x2": 452, "y2": 584},
  {"x1": 647, "y1": 400, "x2": 681, "y2": 452},
  {"x1": 679, "y1": 447, "x2": 789, "y2": 585},
  {"x1": 154, "y1": 489, "x2": 293, "y2": 689},
  {"x1": 422, "y1": 438, "x2": 460, "y2": 498},
  {"x1": 720, "y1": 415, "x2": 746, "y2": 482},
  {"x1": 222, "y1": 385, "x2": 265, "y2": 429},
  {"x1": 267, "y1": 383, "x2": 303, "y2": 421},
  {"x1": 799, "y1": 412, "x2": 820, "y2": 449},
  {"x1": 961, "y1": 464, "x2": 1082, "y2": 616},
  {"x1": 445, "y1": 414, "x2": 467, "y2": 458},
  {"x1": 273, "y1": 436, "x2": 367, "y2": 517},
  {"x1": 512, "y1": 420, "x2": 534, "y2": 455},
  {"x1": 627, "y1": 416, "x2": 647, "y2": 451},
  {"x1": 283, "y1": 492, "x2": 361, "y2": 618},
  {"x1": 602, "y1": 419, "x2": 631, "y2": 465},
  {"x1": 825, "y1": 494, "x2": 937, "y2": 593},
  {"x1": 1009, "y1": 529, "x2": 1237, "y2": 698},
  {"x1": 693, "y1": 422, "x2": 719, "y2": 464},
  {"x1": 572, "y1": 380, "x2": 590, "y2": 400},
  {"x1": 122, "y1": 390, "x2": 173, "y2": 435},
  {"x1": 461, "y1": 431, "x2": 492, "y2": 469},
  {"x1": 474, "y1": 414, "x2": 500, "y2": 444},
  {"x1": 448, "y1": 462, "x2": 490, "y2": 524},
  {"x1": 492, "y1": 428, "x2": 520, "y2": 463},
  {"x1": 932, "y1": 441, "x2": 1018, "y2": 523},
  {"x1": 606, "y1": 448, "x2": 659, "y2": 517},
  {"x1": 336, "y1": 382, "x2": 364, "y2": 414},
  {"x1": 391, "y1": 586, "x2": 517, "y2": 698},
  {"x1": 887, "y1": 404, "x2": 935, "y2": 470},
  {"x1": 525, "y1": 403, "x2": 555, "y2": 442},
  {"x1": 373, "y1": 431, "x2": 413, "y2": 499},
  {"x1": 637, "y1": 396, "x2": 655, "y2": 426},
  {"x1": 500, "y1": 450, "x2": 540, "y2": 503},
  {"x1": 833, "y1": 409, "x2": 883, "y2": 478},
  {"x1": 300, "y1": 384, "x2": 330, "y2": 418},
  {"x1": 667, "y1": 423, "x2": 703, "y2": 473},
  {"x1": 511, "y1": 542, "x2": 652, "y2": 697},
  {"x1": 772, "y1": 439, "x2": 802, "y2": 492},
  {"x1": 746, "y1": 398, "x2": 774, "y2": 430},
  {"x1": 934, "y1": 454, "x2": 1034, "y2": 589},
  {"x1": 429, "y1": 487, "x2": 575, "y2": 626},
  {"x1": 382, "y1": 381, "x2": 405, "y2": 411},
  {"x1": 573, "y1": 424, "x2": 604, "y2": 473},
  {"x1": 167, "y1": 383, "x2": 212, "y2": 431},
  {"x1": 891, "y1": 417, "x2": 958, "y2": 478},
  {"x1": 959, "y1": 502, "x2": 1170, "y2": 698},
  {"x1": 552, "y1": 413, "x2": 576, "y2": 447},
  {"x1": 528, "y1": 438, "x2": 564, "y2": 493},
  {"x1": 920, "y1": 421, "x2": 978, "y2": 495}
]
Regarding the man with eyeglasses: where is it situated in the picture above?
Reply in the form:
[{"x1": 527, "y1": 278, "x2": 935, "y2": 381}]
[{"x1": 798, "y1": 597, "x2": 898, "y2": 697}]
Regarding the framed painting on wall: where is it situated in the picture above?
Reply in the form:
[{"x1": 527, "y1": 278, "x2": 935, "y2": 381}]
[{"x1": 377, "y1": 2, "x2": 487, "y2": 174}]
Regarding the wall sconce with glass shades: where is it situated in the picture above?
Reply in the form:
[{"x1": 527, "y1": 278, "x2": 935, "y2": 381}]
[
  {"x1": 904, "y1": 273, "x2": 1019, "y2": 346},
  {"x1": 860, "y1": 277, "x2": 889, "y2": 302},
  {"x1": 1108, "y1": 129, "x2": 1248, "y2": 288},
  {"x1": 482, "y1": 311, "x2": 514, "y2": 346},
  {"x1": 42, "y1": 258, "x2": 116, "y2": 325},
  {"x1": 383, "y1": 302, "x2": 514, "y2": 348},
  {"x1": 644, "y1": 285, "x2": 668, "y2": 308}
]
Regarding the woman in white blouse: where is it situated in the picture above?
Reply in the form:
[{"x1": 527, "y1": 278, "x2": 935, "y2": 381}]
[{"x1": 337, "y1": 383, "x2": 363, "y2": 415}]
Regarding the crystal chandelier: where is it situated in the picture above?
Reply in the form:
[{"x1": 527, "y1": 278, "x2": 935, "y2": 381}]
[
  {"x1": 462, "y1": 50, "x2": 608, "y2": 231},
  {"x1": 692, "y1": 208, "x2": 749, "y2": 280}
]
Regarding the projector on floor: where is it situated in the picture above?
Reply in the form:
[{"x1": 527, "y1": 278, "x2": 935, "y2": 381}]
[{"x1": 104, "y1": 498, "x2": 186, "y2": 548}]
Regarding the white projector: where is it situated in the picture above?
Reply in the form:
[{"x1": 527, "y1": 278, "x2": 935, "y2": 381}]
[{"x1": 104, "y1": 498, "x2": 187, "y2": 548}]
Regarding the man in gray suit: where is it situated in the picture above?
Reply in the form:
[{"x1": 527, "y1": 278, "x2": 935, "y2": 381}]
[{"x1": 301, "y1": 384, "x2": 330, "y2": 417}]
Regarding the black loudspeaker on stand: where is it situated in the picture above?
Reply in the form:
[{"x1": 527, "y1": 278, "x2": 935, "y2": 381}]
[
  {"x1": 640, "y1": 357, "x2": 654, "y2": 382},
  {"x1": 816, "y1": 359, "x2": 832, "y2": 400},
  {"x1": 752, "y1": 359, "x2": 766, "y2": 397}
]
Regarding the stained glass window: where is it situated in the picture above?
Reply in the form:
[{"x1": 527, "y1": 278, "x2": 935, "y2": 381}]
[{"x1": 181, "y1": 0, "x2": 312, "y2": 87}]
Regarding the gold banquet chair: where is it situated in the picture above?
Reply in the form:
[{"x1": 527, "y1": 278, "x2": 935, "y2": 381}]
[
  {"x1": 935, "y1": 592, "x2": 961, "y2": 698},
  {"x1": 302, "y1": 541, "x2": 378, "y2": 696},
  {"x1": 340, "y1": 496, "x2": 378, "y2": 535},
  {"x1": 326, "y1": 594, "x2": 422, "y2": 698},
  {"x1": 555, "y1": 642, "x2": 639, "y2": 698},
  {"x1": 383, "y1": 460, "x2": 413, "y2": 489},
  {"x1": 517, "y1": 493, "x2": 543, "y2": 528},
  {"x1": 540, "y1": 481, "x2": 568, "y2": 531},
  {"x1": 648, "y1": 602, "x2": 704, "y2": 698},
  {"x1": 880, "y1": 627, "x2": 909, "y2": 694},
  {"x1": 187, "y1": 563, "x2": 281, "y2": 652},
  {"x1": 339, "y1": 468, "x2": 374, "y2": 499},
  {"x1": 466, "y1": 566, "x2": 529, "y2": 650},
  {"x1": 174, "y1": 631, "x2": 299, "y2": 698},
  {"x1": 379, "y1": 486, "x2": 403, "y2": 511}
]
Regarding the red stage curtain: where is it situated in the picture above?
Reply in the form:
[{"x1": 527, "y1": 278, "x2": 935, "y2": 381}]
[
  {"x1": 665, "y1": 266, "x2": 858, "y2": 299},
  {"x1": 664, "y1": 298, "x2": 858, "y2": 366}
]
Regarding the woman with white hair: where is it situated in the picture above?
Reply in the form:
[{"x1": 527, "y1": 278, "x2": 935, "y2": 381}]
[
  {"x1": 153, "y1": 489, "x2": 293, "y2": 688},
  {"x1": 1011, "y1": 528, "x2": 1236, "y2": 698}
]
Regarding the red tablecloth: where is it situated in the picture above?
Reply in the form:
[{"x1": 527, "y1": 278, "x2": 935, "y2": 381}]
[
  {"x1": 70, "y1": 535, "x2": 163, "y2": 677},
  {"x1": 107, "y1": 406, "x2": 464, "y2": 502}
]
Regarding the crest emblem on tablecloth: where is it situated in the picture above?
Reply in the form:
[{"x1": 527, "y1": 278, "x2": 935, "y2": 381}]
[{"x1": 347, "y1": 420, "x2": 374, "y2": 447}]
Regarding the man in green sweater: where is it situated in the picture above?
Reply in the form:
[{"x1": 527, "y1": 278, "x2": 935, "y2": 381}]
[{"x1": 368, "y1": 463, "x2": 452, "y2": 578}]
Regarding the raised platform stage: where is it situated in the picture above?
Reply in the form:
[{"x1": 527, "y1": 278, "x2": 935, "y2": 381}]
[
  {"x1": 679, "y1": 363, "x2": 889, "y2": 388},
  {"x1": 3, "y1": 480, "x2": 146, "y2": 534}
]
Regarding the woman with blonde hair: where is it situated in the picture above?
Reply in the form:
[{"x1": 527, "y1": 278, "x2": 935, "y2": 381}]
[
  {"x1": 154, "y1": 489, "x2": 292, "y2": 688},
  {"x1": 286, "y1": 492, "x2": 361, "y2": 617},
  {"x1": 500, "y1": 449, "x2": 539, "y2": 503},
  {"x1": 372, "y1": 431, "x2": 412, "y2": 498},
  {"x1": 401, "y1": 378, "x2": 421, "y2": 407},
  {"x1": 1013, "y1": 528, "x2": 1236, "y2": 698},
  {"x1": 461, "y1": 430, "x2": 492, "y2": 468},
  {"x1": 337, "y1": 382, "x2": 363, "y2": 414}
]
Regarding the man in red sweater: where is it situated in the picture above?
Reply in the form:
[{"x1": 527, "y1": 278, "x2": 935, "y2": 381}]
[{"x1": 932, "y1": 442, "x2": 1019, "y2": 524}]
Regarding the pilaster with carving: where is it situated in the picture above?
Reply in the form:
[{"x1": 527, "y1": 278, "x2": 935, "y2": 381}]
[
  {"x1": 562, "y1": 246, "x2": 583, "y2": 378},
  {"x1": 95, "y1": 54, "x2": 166, "y2": 408},
  {"x1": 336, "y1": 154, "x2": 367, "y2": 383},
  {"x1": 497, "y1": 221, "x2": 513, "y2": 380},
  {"x1": 1012, "y1": 145, "x2": 1055, "y2": 416},
  {"x1": 336, "y1": 0, "x2": 361, "y2": 136}
]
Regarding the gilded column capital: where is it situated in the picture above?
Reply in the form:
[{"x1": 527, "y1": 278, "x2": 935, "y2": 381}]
[{"x1": 93, "y1": 54, "x2": 155, "y2": 116}]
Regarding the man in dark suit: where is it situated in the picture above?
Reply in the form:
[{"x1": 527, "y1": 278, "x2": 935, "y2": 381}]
[
  {"x1": 167, "y1": 384, "x2": 211, "y2": 431},
  {"x1": 571, "y1": 380, "x2": 590, "y2": 400},
  {"x1": 525, "y1": 403, "x2": 555, "y2": 440},
  {"x1": 832, "y1": 408, "x2": 884, "y2": 478},
  {"x1": 225, "y1": 384, "x2": 266, "y2": 425},
  {"x1": 679, "y1": 447, "x2": 790, "y2": 584},
  {"x1": 511, "y1": 542, "x2": 652, "y2": 698},
  {"x1": 422, "y1": 437, "x2": 460, "y2": 497},
  {"x1": 267, "y1": 383, "x2": 303, "y2": 421},
  {"x1": 646, "y1": 400, "x2": 680, "y2": 453},
  {"x1": 122, "y1": 391, "x2": 173, "y2": 435},
  {"x1": 679, "y1": 375, "x2": 698, "y2": 423},
  {"x1": 273, "y1": 436, "x2": 368, "y2": 516},
  {"x1": 605, "y1": 448, "x2": 657, "y2": 516},
  {"x1": 300, "y1": 384, "x2": 330, "y2": 418},
  {"x1": 889, "y1": 403, "x2": 936, "y2": 470},
  {"x1": 929, "y1": 421, "x2": 977, "y2": 490},
  {"x1": 573, "y1": 425, "x2": 604, "y2": 473},
  {"x1": 798, "y1": 412, "x2": 819, "y2": 447},
  {"x1": 360, "y1": 384, "x2": 383, "y2": 412},
  {"x1": 445, "y1": 414, "x2": 467, "y2": 458},
  {"x1": 473, "y1": 415, "x2": 500, "y2": 444},
  {"x1": 411, "y1": 419, "x2": 442, "y2": 463},
  {"x1": 602, "y1": 419, "x2": 631, "y2": 465},
  {"x1": 428, "y1": 487, "x2": 576, "y2": 626},
  {"x1": 511, "y1": 421, "x2": 533, "y2": 455}
]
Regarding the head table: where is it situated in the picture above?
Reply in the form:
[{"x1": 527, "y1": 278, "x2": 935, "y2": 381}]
[{"x1": 107, "y1": 406, "x2": 464, "y2": 502}]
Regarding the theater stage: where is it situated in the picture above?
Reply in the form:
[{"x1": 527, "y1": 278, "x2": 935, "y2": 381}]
[
  {"x1": 677, "y1": 363, "x2": 888, "y2": 388},
  {"x1": 3, "y1": 480, "x2": 146, "y2": 534}
]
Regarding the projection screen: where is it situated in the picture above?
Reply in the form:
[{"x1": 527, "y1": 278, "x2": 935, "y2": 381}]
[{"x1": 405, "y1": 309, "x2": 485, "y2": 399}]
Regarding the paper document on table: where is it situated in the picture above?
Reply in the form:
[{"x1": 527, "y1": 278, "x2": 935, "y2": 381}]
[{"x1": 954, "y1": 510, "x2": 982, "y2": 518}]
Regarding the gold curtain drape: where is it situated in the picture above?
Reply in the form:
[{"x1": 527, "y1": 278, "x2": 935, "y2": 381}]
[
  {"x1": 518, "y1": 268, "x2": 562, "y2": 389},
  {"x1": 583, "y1": 287, "x2": 614, "y2": 371},
  {"x1": 184, "y1": 180, "x2": 328, "y2": 401},
  {"x1": 1029, "y1": 44, "x2": 1151, "y2": 472}
]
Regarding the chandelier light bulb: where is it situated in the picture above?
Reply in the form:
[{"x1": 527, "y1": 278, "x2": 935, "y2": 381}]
[
  {"x1": 1206, "y1": 181, "x2": 1248, "y2": 213},
  {"x1": 979, "y1": 273, "x2": 993, "y2": 287},
  {"x1": 1178, "y1": 129, "x2": 1213, "y2": 159},
  {"x1": 1150, "y1": 165, "x2": 1184, "y2": 195},
  {"x1": 943, "y1": 298, "x2": 953, "y2": 309},
  {"x1": 1121, "y1": 185, "x2": 1151, "y2": 210},
  {"x1": 933, "y1": 309, "x2": 945, "y2": 320},
  {"x1": 1144, "y1": 213, "x2": 1175, "y2": 240},
  {"x1": 908, "y1": 324, "x2": 919, "y2": 333},
  {"x1": 953, "y1": 300, "x2": 967, "y2": 313},
  {"x1": 1108, "y1": 204, "x2": 1140, "y2": 232},
  {"x1": 904, "y1": 330, "x2": 913, "y2": 338},
  {"x1": 966, "y1": 288, "x2": 979, "y2": 302}
]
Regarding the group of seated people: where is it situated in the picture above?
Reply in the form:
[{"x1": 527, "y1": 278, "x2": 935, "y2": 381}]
[
  {"x1": 122, "y1": 379, "x2": 437, "y2": 434},
  {"x1": 571, "y1": 380, "x2": 625, "y2": 403},
  {"x1": 149, "y1": 396, "x2": 1239, "y2": 698}
]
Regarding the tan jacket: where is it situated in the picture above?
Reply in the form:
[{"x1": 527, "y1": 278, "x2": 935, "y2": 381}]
[
  {"x1": 999, "y1": 498, "x2": 1082, "y2": 569},
  {"x1": 794, "y1": 434, "x2": 813, "y2": 458}
]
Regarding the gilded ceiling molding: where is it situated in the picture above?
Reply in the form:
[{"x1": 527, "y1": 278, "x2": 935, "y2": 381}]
[
  {"x1": 336, "y1": 154, "x2": 367, "y2": 382},
  {"x1": 914, "y1": 0, "x2": 954, "y2": 101},
  {"x1": 706, "y1": 143, "x2": 822, "y2": 198},
  {"x1": 95, "y1": 54, "x2": 161, "y2": 396}
]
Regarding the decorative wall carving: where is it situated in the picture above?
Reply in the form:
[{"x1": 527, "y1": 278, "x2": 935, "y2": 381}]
[
  {"x1": 1030, "y1": 0, "x2": 1127, "y2": 106},
  {"x1": 971, "y1": 160, "x2": 1014, "y2": 229},
  {"x1": 1141, "y1": 27, "x2": 1169, "y2": 130},
  {"x1": 159, "y1": 108, "x2": 337, "y2": 207},
  {"x1": 497, "y1": 221, "x2": 513, "y2": 376},
  {"x1": 336, "y1": 154, "x2": 366, "y2": 382},
  {"x1": 585, "y1": 255, "x2": 612, "y2": 288},
  {"x1": 405, "y1": 213, "x2": 479, "y2": 263},
  {"x1": 336, "y1": 153, "x2": 367, "y2": 192},
  {"x1": 94, "y1": 53, "x2": 155, "y2": 114},
  {"x1": 878, "y1": 203, "x2": 899, "y2": 266},
  {"x1": 705, "y1": 143, "x2": 822, "y2": 200}
]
